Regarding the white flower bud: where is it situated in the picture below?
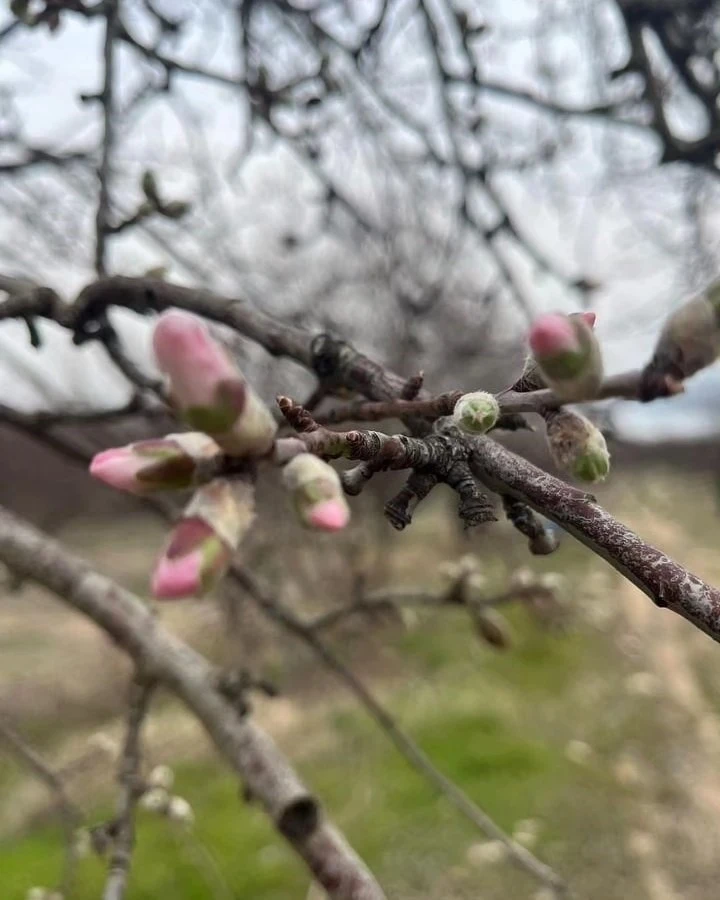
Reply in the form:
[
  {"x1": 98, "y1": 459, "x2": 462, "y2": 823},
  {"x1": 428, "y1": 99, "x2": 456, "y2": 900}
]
[
  {"x1": 509, "y1": 567, "x2": 535, "y2": 589},
  {"x1": 147, "y1": 765, "x2": 175, "y2": 791},
  {"x1": 461, "y1": 553, "x2": 479, "y2": 570},
  {"x1": 26, "y1": 889, "x2": 48, "y2": 900},
  {"x1": 140, "y1": 787, "x2": 169, "y2": 813},
  {"x1": 467, "y1": 572, "x2": 488, "y2": 595},
  {"x1": 453, "y1": 391, "x2": 500, "y2": 434},
  {"x1": 564, "y1": 739, "x2": 593, "y2": 765},
  {"x1": 167, "y1": 795, "x2": 194, "y2": 826},
  {"x1": 87, "y1": 732, "x2": 118, "y2": 757},
  {"x1": 465, "y1": 840, "x2": 507, "y2": 866},
  {"x1": 538, "y1": 573, "x2": 564, "y2": 592}
]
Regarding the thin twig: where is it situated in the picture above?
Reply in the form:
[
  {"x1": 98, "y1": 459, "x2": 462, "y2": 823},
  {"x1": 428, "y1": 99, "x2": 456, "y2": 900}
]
[
  {"x1": 229, "y1": 566, "x2": 568, "y2": 897},
  {"x1": 103, "y1": 677, "x2": 154, "y2": 900},
  {"x1": 95, "y1": 0, "x2": 121, "y2": 276},
  {"x1": 0, "y1": 714, "x2": 84, "y2": 895}
]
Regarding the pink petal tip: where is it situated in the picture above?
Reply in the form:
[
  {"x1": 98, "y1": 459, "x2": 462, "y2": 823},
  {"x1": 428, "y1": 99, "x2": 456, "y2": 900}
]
[
  {"x1": 89, "y1": 448, "x2": 139, "y2": 493},
  {"x1": 151, "y1": 553, "x2": 202, "y2": 600},
  {"x1": 529, "y1": 314, "x2": 578, "y2": 357},
  {"x1": 581, "y1": 311, "x2": 596, "y2": 328},
  {"x1": 308, "y1": 500, "x2": 349, "y2": 532}
]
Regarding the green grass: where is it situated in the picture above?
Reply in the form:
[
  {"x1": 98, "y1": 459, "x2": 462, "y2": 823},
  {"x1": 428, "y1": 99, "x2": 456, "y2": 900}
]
[{"x1": 0, "y1": 589, "x2": 655, "y2": 900}]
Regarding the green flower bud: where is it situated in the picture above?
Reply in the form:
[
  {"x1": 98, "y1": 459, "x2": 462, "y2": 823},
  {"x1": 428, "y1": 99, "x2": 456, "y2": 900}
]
[
  {"x1": 546, "y1": 409, "x2": 610, "y2": 483},
  {"x1": 453, "y1": 391, "x2": 500, "y2": 434}
]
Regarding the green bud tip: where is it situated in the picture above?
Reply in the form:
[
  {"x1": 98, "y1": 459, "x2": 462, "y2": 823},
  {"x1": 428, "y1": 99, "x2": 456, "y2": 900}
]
[{"x1": 453, "y1": 391, "x2": 500, "y2": 434}]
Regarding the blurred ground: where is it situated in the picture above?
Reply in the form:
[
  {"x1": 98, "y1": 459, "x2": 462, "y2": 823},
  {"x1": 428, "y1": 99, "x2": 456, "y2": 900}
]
[{"x1": 2, "y1": 469, "x2": 720, "y2": 899}]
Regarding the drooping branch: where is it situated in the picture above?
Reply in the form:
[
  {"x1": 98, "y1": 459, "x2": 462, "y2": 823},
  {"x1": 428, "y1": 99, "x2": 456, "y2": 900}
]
[{"x1": 0, "y1": 505, "x2": 386, "y2": 900}]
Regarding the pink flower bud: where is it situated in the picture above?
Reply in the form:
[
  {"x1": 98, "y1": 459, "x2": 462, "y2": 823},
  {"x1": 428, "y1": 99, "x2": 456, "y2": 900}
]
[
  {"x1": 529, "y1": 312, "x2": 603, "y2": 401},
  {"x1": 283, "y1": 453, "x2": 350, "y2": 532},
  {"x1": 529, "y1": 314, "x2": 579, "y2": 359},
  {"x1": 89, "y1": 433, "x2": 220, "y2": 495},
  {"x1": 512, "y1": 311, "x2": 597, "y2": 394},
  {"x1": 151, "y1": 479, "x2": 255, "y2": 599},
  {"x1": 153, "y1": 311, "x2": 277, "y2": 457}
]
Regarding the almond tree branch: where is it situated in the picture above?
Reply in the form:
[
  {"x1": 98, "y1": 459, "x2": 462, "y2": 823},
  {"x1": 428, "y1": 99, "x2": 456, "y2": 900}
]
[
  {"x1": 471, "y1": 435, "x2": 720, "y2": 641},
  {"x1": 0, "y1": 505, "x2": 386, "y2": 900}
]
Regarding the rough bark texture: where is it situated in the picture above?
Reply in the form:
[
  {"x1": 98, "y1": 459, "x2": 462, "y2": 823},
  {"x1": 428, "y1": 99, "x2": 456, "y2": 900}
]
[{"x1": 472, "y1": 436, "x2": 720, "y2": 641}]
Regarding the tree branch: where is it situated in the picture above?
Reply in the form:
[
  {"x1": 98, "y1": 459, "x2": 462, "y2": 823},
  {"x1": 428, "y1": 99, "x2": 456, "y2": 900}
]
[
  {"x1": 471, "y1": 435, "x2": 720, "y2": 642},
  {"x1": 0, "y1": 505, "x2": 386, "y2": 900}
]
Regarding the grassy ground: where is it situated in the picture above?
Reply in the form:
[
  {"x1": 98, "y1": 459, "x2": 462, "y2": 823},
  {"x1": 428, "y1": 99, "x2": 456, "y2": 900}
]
[{"x1": 2, "y1": 471, "x2": 720, "y2": 899}]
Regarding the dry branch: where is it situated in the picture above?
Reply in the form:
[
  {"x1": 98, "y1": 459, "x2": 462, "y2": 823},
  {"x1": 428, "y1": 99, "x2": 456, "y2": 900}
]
[{"x1": 0, "y1": 505, "x2": 386, "y2": 900}]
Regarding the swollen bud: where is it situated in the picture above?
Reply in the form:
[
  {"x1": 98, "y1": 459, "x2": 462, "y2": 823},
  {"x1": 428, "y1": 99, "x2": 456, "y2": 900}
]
[
  {"x1": 513, "y1": 312, "x2": 596, "y2": 393},
  {"x1": 545, "y1": 409, "x2": 610, "y2": 483},
  {"x1": 153, "y1": 311, "x2": 277, "y2": 457},
  {"x1": 453, "y1": 391, "x2": 500, "y2": 434},
  {"x1": 89, "y1": 433, "x2": 220, "y2": 495},
  {"x1": 640, "y1": 287, "x2": 720, "y2": 400},
  {"x1": 151, "y1": 479, "x2": 254, "y2": 599},
  {"x1": 471, "y1": 607, "x2": 512, "y2": 650},
  {"x1": 167, "y1": 795, "x2": 195, "y2": 827},
  {"x1": 282, "y1": 453, "x2": 350, "y2": 532},
  {"x1": 529, "y1": 312, "x2": 603, "y2": 401}
]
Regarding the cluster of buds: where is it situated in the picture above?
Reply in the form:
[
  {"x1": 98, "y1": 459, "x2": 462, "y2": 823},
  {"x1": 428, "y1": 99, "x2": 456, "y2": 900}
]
[
  {"x1": 139, "y1": 765, "x2": 194, "y2": 826},
  {"x1": 435, "y1": 556, "x2": 569, "y2": 649},
  {"x1": 545, "y1": 409, "x2": 610, "y2": 483},
  {"x1": 90, "y1": 311, "x2": 351, "y2": 600}
]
